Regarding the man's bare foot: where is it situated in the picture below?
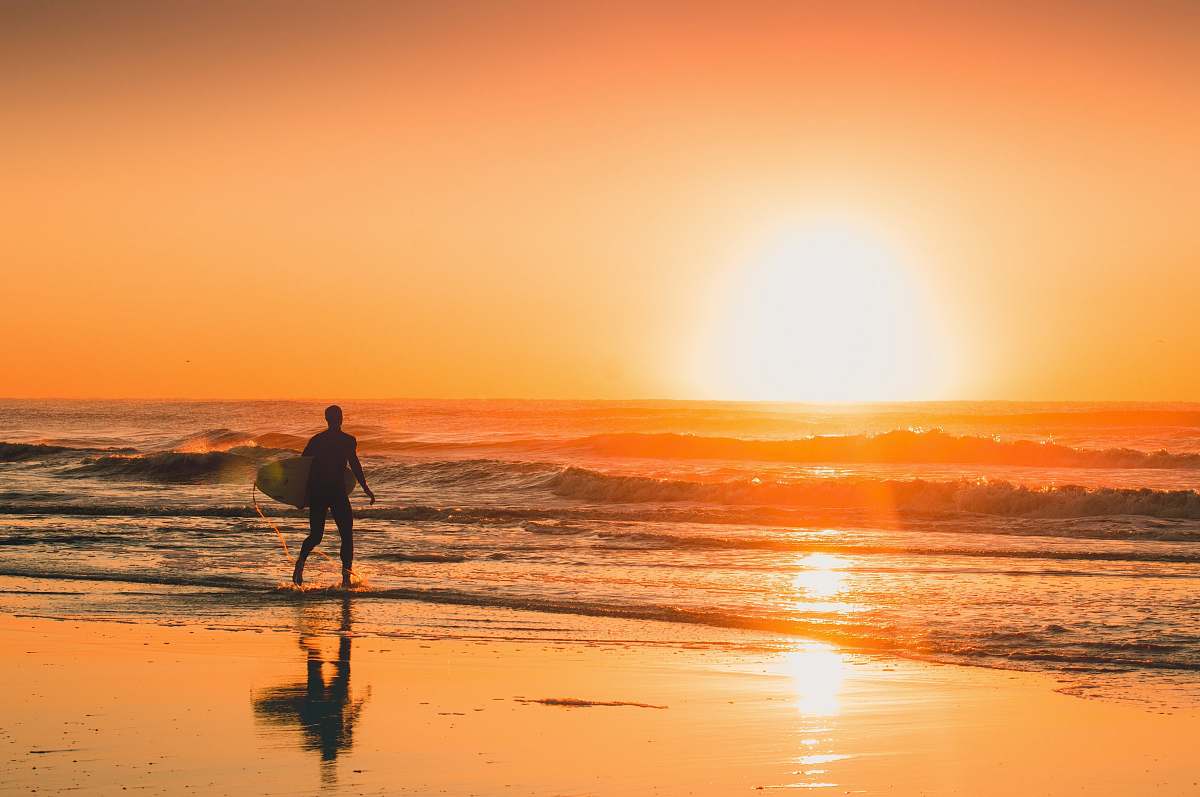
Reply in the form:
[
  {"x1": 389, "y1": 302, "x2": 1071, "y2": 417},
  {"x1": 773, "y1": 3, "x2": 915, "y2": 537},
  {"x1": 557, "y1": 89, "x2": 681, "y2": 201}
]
[
  {"x1": 292, "y1": 563, "x2": 304, "y2": 587},
  {"x1": 341, "y1": 568, "x2": 354, "y2": 589}
]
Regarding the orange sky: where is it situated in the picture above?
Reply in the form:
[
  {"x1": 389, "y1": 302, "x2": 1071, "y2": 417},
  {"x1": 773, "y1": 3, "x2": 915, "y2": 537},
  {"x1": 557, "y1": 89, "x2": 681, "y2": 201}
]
[{"x1": 3, "y1": 1, "x2": 1198, "y2": 401}]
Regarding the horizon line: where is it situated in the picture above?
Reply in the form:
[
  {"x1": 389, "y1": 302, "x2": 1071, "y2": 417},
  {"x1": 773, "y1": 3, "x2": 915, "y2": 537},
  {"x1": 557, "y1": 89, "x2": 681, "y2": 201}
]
[{"x1": 4, "y1": 396, "x2": 1200, "y2": 406}]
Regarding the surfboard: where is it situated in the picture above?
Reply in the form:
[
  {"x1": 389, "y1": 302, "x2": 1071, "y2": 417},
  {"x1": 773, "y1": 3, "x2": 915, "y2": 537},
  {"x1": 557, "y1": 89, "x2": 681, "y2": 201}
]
[{"x1": 255, "y1": 456, "x2": 356, "y2": 508}]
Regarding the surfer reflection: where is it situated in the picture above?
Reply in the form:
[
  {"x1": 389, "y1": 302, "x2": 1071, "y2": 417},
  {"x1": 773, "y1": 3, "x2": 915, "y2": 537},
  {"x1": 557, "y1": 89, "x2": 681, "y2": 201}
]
[{"x1": 252, "y1": 599, "x2": 370, "y2": 787}]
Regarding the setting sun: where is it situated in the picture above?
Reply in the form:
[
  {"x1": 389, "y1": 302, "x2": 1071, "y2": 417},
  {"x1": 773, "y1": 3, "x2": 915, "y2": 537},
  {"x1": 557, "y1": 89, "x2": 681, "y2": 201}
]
[{"x1": 694, "y1": 219, "x2": 955, "y2": 401}]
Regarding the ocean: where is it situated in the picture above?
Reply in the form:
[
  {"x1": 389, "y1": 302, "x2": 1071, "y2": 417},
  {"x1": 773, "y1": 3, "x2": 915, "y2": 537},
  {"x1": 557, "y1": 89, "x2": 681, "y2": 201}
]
[{"x1": 2, "y1": 399, "x2": 1198, "y2": 703}]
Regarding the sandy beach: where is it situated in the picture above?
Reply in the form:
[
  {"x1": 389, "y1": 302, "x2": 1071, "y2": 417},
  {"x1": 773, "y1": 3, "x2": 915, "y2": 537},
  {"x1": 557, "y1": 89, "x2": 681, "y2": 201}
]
[{"x1": 2, "y1": 576, "x2": 1197, "y2": 796}]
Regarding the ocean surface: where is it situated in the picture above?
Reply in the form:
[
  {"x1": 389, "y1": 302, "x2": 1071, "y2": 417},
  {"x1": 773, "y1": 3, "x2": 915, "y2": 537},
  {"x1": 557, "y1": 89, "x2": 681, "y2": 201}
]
[{"x1": 2, "y1": 399, "x2": 1199, "y2": 702}]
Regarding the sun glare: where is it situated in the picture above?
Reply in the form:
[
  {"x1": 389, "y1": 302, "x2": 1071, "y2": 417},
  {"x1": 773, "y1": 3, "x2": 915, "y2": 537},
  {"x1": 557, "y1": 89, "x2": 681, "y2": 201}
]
[
  {"x1": 792, "y1": 553, "x2": 849, "y2": 601},
  {"x1": 694, "y1": 220, "x2": 953, "y2": 402},
  {"x1": 781, "y1": 642, "x2": 848, "y2": 717}
]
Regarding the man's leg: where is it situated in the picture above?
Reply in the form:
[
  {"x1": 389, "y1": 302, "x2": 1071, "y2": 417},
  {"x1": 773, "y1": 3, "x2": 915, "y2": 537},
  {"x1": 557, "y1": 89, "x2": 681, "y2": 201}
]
[
  {"x1": 293, "y1": 500, "x2": 327, "y2": 586},
  {"x1": 330, "y1": 495, "x2": 354, "y2": 587}
]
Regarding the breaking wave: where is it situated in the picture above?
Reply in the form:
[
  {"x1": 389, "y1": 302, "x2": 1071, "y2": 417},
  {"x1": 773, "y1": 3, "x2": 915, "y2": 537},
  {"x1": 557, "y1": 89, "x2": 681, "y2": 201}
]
[
  {"x1": 10, "y1": 446, "x2": 1200, "y2": 523},
  {"x1": 370, "y1": 459, "x2": 557, "y2": 490},
  {"x1": 547, "y1": 466, "x2": 1200, "y2": 520},
  {"x1": 163, "y1": 429, "x2": 305, "y2": 453}
]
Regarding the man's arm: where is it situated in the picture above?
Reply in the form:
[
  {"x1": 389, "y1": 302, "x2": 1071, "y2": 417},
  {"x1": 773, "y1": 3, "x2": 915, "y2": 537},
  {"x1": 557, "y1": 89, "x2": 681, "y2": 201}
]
[
  {"x1": 348, "y1": 440, "x2": 375, "y2": 504},
  {"x1": 302, "y1": 435, "x2": 316, "y2": 457}
]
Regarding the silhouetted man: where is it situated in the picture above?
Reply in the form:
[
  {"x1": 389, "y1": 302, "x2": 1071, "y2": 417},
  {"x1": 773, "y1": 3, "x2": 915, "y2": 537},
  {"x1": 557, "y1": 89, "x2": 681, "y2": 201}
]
[{"x1": 293, "y1": 405, "x2": 375, "y2": 587}]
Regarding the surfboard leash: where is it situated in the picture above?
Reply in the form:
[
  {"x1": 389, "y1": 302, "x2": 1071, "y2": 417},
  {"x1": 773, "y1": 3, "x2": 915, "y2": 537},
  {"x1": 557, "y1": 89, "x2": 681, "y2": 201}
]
[
  {"x1": 252, "y1": 482, "x2": 294, "y2": 561},
  {"x1": 250, "y1": 481, "x2": 363, "y2": 584}
]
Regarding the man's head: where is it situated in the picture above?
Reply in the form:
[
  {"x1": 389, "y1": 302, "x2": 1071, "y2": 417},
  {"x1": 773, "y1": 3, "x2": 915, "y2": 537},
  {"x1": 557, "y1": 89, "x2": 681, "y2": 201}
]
[{"x1": 324, "y1": 405, "x2": 343, "y2": 430}]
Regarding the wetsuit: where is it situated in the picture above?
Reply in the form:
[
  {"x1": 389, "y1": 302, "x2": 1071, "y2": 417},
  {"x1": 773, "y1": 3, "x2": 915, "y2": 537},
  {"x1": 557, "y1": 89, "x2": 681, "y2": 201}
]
[{"x1": 299, "y1": 429, "x2": 361, "y2": 572}]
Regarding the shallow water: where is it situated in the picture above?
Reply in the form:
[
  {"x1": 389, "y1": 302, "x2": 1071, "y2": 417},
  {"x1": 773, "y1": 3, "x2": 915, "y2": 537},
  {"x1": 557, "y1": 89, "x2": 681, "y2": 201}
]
[{"x1": 1, "y1": 399, "x2": 1198, "y2": 701}]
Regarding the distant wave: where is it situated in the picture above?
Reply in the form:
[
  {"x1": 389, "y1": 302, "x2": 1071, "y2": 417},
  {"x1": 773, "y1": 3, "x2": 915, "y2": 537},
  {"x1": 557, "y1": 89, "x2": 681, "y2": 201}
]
[
  {"x1": 932, "y1": 408, "x2": 1200, "y2": 429},
  {"x1": 0, "y1": 442, "x2": 135, "y2": 462},
  {"x1": 547, "y1": 466, "x2": 1200, "y2": 520},
  {"x1": 0, "y1": 430, "x2": 302, "y2": 463},
  {"x1": 558, "y1": 430, "x2": 1200, "y2": 469},
  {"x1": 15, "y1": 426, "x2": 1200, "y2": 471},
  {"x1": 326, "y1": 427, "x2": 1200, "y2": 468},
  {"x1": 162, "y1": 429, "x2": 478, "y2": 456},
  {"x1": 61, "y1": 451, "x2": 255, "y2": 482}
]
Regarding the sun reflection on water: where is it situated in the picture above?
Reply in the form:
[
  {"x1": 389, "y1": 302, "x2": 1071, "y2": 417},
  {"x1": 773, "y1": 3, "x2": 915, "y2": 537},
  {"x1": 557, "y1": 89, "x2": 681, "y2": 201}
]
[
  {"x1": 791, "y1": 552, "x2": 850, "y2": 602},
  {"x1": 781, "y1": 641, "x2": 848, "y2": 717},
  {"x1": 762, "y1": 641, "x2": 852, "y2": 791}
]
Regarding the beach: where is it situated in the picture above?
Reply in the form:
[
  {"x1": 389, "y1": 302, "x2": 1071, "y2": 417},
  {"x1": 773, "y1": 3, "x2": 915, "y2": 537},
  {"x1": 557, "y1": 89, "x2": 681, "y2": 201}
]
[{"x1": 3, "y1": 577, "x2": 1198, "y2": 796}]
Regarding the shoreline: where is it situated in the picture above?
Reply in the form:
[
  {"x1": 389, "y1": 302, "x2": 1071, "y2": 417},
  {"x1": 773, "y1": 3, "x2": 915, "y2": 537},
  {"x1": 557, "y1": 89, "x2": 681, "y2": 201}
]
[
  {"x1": 1, "y1": 571, "x2": 1196, "y2": 710},
  {"x1": 3, "y1": 589, "x2": 1199, "y2": 794}
]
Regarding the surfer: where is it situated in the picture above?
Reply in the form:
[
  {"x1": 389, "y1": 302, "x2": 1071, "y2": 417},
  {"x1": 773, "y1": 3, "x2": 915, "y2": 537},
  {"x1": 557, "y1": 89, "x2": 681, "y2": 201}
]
[{"x1": 293, "y1": 405, "x2": 375, "y2": 588}]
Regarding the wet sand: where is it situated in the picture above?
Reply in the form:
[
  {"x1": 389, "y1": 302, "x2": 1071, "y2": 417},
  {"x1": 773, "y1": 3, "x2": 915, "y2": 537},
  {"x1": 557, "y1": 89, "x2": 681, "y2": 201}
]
[{"x1": 2, "y1": 606, "x2": 1198, "y2": 795}]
